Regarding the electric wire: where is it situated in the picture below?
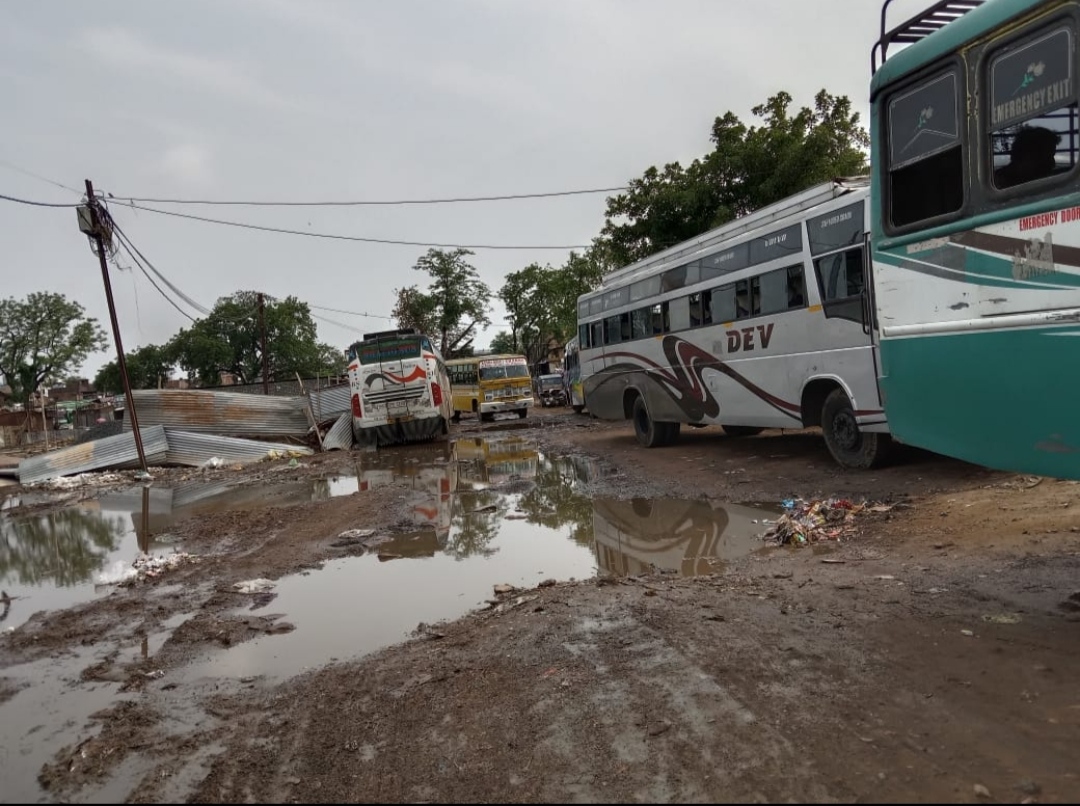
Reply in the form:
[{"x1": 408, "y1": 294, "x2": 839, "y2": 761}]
[
  {"x1": 105, "y1": 185, "x2": 626, "y2": 207},
  {"x1": 0, "y1": 192, "x2": 83, "y2": 208},
  {"x1": 113, "y1": 232, "x2": 197, "y2": 323},
  {"x1": 108, "y1": 215, "x2": 210, "y2": 317},
  {"x1": 116, "y1": 201, "x2": 591, "y2": 250},
  {"x1": 0, "y1": 160, "x2": 83, "y2": 195}
]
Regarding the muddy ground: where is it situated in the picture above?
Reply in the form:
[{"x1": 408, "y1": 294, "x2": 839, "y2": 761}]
[{"x1": 2, "y1": 408, "x2": 1079, "y2": 803}]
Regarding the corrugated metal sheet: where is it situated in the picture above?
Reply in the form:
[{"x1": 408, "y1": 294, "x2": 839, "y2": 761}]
[
  {"x1": 308, "y1": 385, "x2": 351, "y2": 422},
  {"x1": 122, "y1": 389, "x2": 310, "y2": 438},
  {"x1": 163, "y1": 428, "x2": 314, "y2": 467},
  {"x1": 321, "y1": 412, "x2": 354, "y2": 451},
  {"x1": 18, "y1": 426, "x2": 169, "y2": 485}
]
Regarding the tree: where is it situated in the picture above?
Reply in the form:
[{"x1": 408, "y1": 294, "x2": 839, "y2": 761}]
[
  {"x1": 497, "y1": 249, "x2": 604, "y2": 363},
  {"x1": 167, "y1": 291, "x2": 345, "y2": 387},
  {"x1": 392, "y1": 249, "x2": 492, "y2": 357},
  {"x1": 598, "y1": 89, "x2": 870, "y2": 267},
  {"x1": 488, "y1": 332, "x2": 518, "y2": 355},
  {"x1": 0, "y1": 292, "x2": 108, "y2": 406},
  {"x1": 93, "y1": 344, "x2": 175, "y2": 394}
]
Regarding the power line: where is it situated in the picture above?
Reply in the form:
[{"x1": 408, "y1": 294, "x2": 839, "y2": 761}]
[
  {"x1": 116, "y1": 201, "x2": 591, "y2": 250},
  {"x1": 105, "y1": 185, "x2": 627, "y2": 207},
  {"x1": 108, "y1": 216, "x2": 211, "y2": 316},
  {"x1": 113, "y1": 233, "x2": 197, "y2": 323},
  {"x1": 0, "y1": 192, "x2": 82, "y2": 208},
  {"x1": 308, "y1": 304, "x2": 395, "y2": 320},
  {"x1": 0, "y1": 160, "x2": 83, "y2": 195}
]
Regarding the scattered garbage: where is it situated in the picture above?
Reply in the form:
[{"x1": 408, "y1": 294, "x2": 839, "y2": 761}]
[
  {"x1": 96, "y1": 552, "x2": 200, "y2": 587},
  {"x1": 234, "y1": 578, "x2": 276, "y2": 594},
  {"x1": 763, "y1": 498, "x2": 893, "y2": 546},
  {"x1": 202, "y1": 457, "x2": 224, "y2": 469},
  {"x1": 961, "y1": 629, "x2": 975, "y2": 637},
  {"x1": 982, "y1": 613, "x2": 1022, "y2": 624}
]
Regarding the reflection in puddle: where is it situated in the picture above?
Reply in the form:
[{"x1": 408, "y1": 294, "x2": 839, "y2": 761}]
[
  {"x1": 186, "y1": 437, "x2": 782, "y2": 680},
  {"x1": 0, "y1": 475, "x2": 358, "y2": 629},
  {"x1": 592, "y1": 497, "x2": 783, "y2": 577}
]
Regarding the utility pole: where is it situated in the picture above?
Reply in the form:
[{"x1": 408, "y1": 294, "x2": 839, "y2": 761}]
[
  {"x1": 81, "y1": 179, "x2": 148, "y2": 474},
  {"x1": 258, "y1": 292, "x2": 269, "y2": 395}
]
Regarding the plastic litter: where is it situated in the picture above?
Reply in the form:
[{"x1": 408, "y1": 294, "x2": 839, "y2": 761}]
[
  {"x1": 763, "y1": 497, "x2": 893, "y2": 546},
  {"x1": 98, "y1": 552, "x2": 200, "y2": 587},
  {"x1": 202, "y1": 457, "x2": 223, "y2": 469},
  {"x1": 234, "y1": 578, "x2": 276, "y2": 594}
]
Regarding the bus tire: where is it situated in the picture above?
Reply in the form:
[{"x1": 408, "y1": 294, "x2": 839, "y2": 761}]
[
  {"x1": 480, "y1": 412, "x2": 494, "y2": 423},
  {"x1": 661, "y1": 421, "x2": 681, "y2": 446},
  {"x1": 517, "y1": 409, "x2": 528, "y2": 419},
  {"x1": 632, "y1": 397, "x2": 670, "y2": 448},
  {"x1": 821, "y1": 389, "x2": 889, "y2": 470},
  {"x1": 722, "y1": 425, "x2": 764, "y2": 438},
  {"x1": 572, "y1": 405, "x2": 584, "y2": 415}
]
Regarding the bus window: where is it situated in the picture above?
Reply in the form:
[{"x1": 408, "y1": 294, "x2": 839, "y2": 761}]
[
  {"x1": 689, "y1": 292, "x2": 706, "y2": 327},
  {"x1": 786, "y1": 266, "x2": 806, "y2": 309},
  {"x1": 591, "y1": 321, "x2": 602, "y2": 348},
  {"x1": 712, "y1": 284, "x2": 736, "y2": 323},
  {"x1": 735, "y1": 277, "x2": 760, "y2": 319},
  {"x1": 814, "y1": 248, "x2": 865, "y2": 323},
  {"x1": 759, "y1": 265, "x2": 806, "y2": 315},
  {"x1": 650, "y1": 303, "x2": 665, "y2": 335},
  {"x1": 579, "y1": 324, "x2": 589, "y2": 349},
  {"x1": 631, "y1": 308, "x2": 650, "y2": 339},
  {"x1": 988, "y1": 25, "x2": 1078, "y2": 191},
  {"x1": 619, "y1": 312, "x2": 632, "y2": 341},
  {"x1": 604, "y1": 315, "x2": 622, "y2": 345},
  {"x1": 668, "y1": 296, "x2": 691, "y2": 332},
  {"x1": 887, "y1": 70, "x2": 964, "y2": 228}
]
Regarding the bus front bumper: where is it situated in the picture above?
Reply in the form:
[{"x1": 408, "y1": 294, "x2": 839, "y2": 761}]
[{"x1": 480, "y1": 398, "x2": 532, "y2": 414}]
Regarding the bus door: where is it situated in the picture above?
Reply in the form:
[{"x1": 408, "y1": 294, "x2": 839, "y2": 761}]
[{"x1": 861, "y1": 235, "x2": 886, "y2": 410}]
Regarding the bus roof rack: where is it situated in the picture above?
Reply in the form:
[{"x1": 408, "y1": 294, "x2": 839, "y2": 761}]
[
  {"x1": 362, "y1": 327, "x2": 419, "y2": 341},
  {"x1": 872, "y1": 0, "x2": 984, "y2": 75}
]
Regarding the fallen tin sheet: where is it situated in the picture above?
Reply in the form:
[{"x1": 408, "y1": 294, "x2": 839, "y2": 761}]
[
  {"x1": 321, "y1": 413, "x2": 354, "y2": 451},
  {"x1": 18, "y1": 426, "x2": 169, "y2": 485},
  {"x1": 163, "y1": 428, "x2": 314, "y2": 466},
  {"x1": 121, "y1": 389, "x2": 311, "y2": 438}
]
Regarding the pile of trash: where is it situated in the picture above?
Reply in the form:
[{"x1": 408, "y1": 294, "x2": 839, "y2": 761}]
[
  {"x1": 96, "y1": 552, "x2": 200, "y2": 587},
  {"x1": 763, "y1": 498, "x2": 892, "y2": 546}
]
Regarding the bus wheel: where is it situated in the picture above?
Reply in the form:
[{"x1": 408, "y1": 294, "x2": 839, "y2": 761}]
[
  {"x1": 572, "y1": 405, "x2": 584, "y2": 415},
  {"x1": 480, "y1": 412, "x2": 495, "y2": 423},
  {"x1": 517, "y1": 409, "x2": 528, "y2": 419},
  {"x1": 662, "y1": 421, "x2": 681, "y2": 446},
  {"x1": 821, "y1": 389, "x2": 890, "y2": 470},
  {"x1": 632, "y1": 397, "x2": 671, "y2": 448},
  {"x1": 722, "y1": 425, "x2": 764, "y2": 438}
]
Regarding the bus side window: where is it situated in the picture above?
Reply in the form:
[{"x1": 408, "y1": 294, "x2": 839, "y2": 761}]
[
  {"x1": 650, "y1": 304, "x2": 664, "y2": 335},
  {"x1": 735, "y1": 277, "x2": 760, "y2": 319},
  {"x1": 712, "y1": 284, "x2": 736, "y2": 323},
  {"x1": 604, "y1": 315, "x2": 622, "y2": 345},
  {"x1": 591, "y1": 321, "x2": 603, "y2": 348},
  {"x1": 813, "y1": 247, "x2": 865, "y2": 324},
  {"x1": 668, "y1": 296, "x2": 690, "y2": 332},
  {"x1": 631, "y1": 308, "x2": 650, "y2": 339},
  {"x1": 579, "y1": 324, "x2": 589, "y2": 349},
  {"x1": 619, "y1": 313, "x2": 631, "y2": 341}
]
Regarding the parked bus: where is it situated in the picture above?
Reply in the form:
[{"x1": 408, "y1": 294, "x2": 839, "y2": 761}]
[
  {"x1": 446, "y1": 354, "x2": 533, "y2": 422},
  {"x1": 453, "y1": 435, "x2": 539, "y2": 488},
  {"x1": 346, "y1": 328, "x2": 452, "y2": 447},
  {"x1": 562, "y1": 336, "x2": 587, "y2": 414},
  {"x1": 576, "y1": 179, "x2": 891, "y2": 470},
  {"x1": 869, "y1": 0, "x2": 1080, "y2": 479}
]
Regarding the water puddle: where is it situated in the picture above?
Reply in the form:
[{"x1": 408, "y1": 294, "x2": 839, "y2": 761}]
[
  {"x1": 0, "y1": 475, "x2": 357, "y2": 630},
  {"x1": 184, "y1": 436, "x2": 782, "y2": 680}
]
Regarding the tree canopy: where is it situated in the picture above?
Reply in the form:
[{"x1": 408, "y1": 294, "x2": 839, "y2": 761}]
[
  {"x1": 167, "y1": 291, "x2": 344, "y2": 387},
  {"x1": 596, "y1": 90, "x2": 870, "y2": 268},
  {"x1": 0, "y1": 292, "x2": 107, "y2": 405},
  {"x1": 93, "y1": 344, "x2": 175, "y2": 394},
  {"x1": 392, "y1": 248, "x2": 492, "y2": 357}
]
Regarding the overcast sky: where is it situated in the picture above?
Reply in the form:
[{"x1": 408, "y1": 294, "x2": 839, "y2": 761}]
[{"x1": 1, "y1": 0, "x2": 931, "y2": 380}]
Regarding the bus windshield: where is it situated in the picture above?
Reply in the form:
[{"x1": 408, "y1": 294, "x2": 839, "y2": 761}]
[
  {"x1": 356, "y1": 336, "x2": 421, "y2": 365},
  {"x1": 479, "y1": 363, "x2": 529, "y2": 381}
]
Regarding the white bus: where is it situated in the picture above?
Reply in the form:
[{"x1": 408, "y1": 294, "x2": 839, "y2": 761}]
[
  {"x1": 562, "y1": 336, "x2": 587, "y2": 414},
  {"x1": 576, "y1": 178, "x2": 891, "y2": 470},
  {"x1": 346, "y1": 328, "x2": 452, "y2": 448}
]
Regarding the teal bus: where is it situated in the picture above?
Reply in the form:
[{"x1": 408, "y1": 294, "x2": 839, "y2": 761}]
[{"x1": 870, "y1": 0, "x2": 1080, "y2": 479}]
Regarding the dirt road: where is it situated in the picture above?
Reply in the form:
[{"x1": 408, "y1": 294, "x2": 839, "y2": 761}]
[{"x1": 1, "y1": 409, "x2": 1078, "y2": 803}]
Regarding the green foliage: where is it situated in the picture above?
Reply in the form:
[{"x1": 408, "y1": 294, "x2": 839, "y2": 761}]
[
  {"x1": 597, "y1": 89, "x2": 870, "y2": 267},
  {"x1": 167, "y1": 291, "x2": 344, "y2": 387},
  {"x1": 497, "y1": 250, "x2": 604, "y2": 362},
  {"x1": 392, "y1": 249, "x2": 492, "y2": 357},
  {"x1": 0, "y1": 292, "x2": 108, "y2": 405},
  {"x1": 487, "y1": 331, "x2": 518, "y2": 355},
  {"x1": 93, "y1": 343, "x2": 174, "y2": 394}
]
